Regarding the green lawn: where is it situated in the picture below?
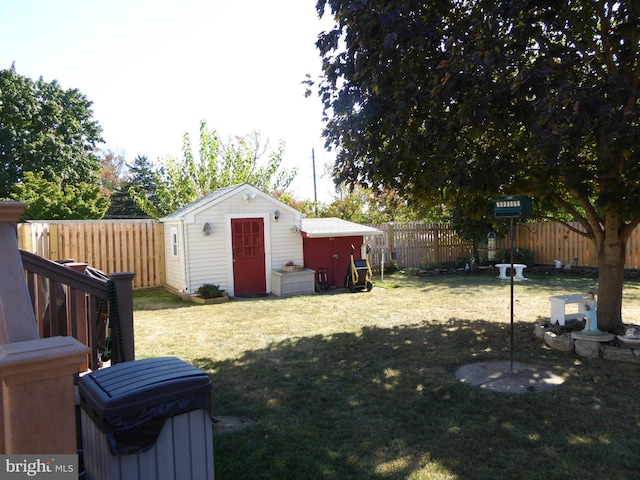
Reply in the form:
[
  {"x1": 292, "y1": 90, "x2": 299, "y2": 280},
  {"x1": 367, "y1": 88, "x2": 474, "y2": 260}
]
[{"x1": 133, "y1": 272, "x2": 640, "y2": 480}]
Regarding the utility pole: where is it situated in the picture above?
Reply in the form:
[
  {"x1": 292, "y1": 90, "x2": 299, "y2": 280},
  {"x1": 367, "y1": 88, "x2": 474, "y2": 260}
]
[{"x1": 312, "y1": 148, "x2": 318, "y2": 213}]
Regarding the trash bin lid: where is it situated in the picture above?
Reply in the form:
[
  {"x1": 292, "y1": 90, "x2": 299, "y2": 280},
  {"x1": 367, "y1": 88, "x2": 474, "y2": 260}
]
[
  {"x1": 79, "y1": 356, "x2": 211, "y2": 419},
  {"x1": 79, "y1": 357, "x2": 212, "y2": 456}
]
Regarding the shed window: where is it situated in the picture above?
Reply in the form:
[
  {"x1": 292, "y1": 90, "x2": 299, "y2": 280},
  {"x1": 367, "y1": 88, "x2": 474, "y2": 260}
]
[{"x1": 171, "y1": 227, "x2": 178, "y2": 258}]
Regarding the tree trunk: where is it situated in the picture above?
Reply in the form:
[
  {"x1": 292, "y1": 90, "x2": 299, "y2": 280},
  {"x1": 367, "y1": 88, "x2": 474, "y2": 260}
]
[{"x1": 596, "y1": 219, "x2": 626, "y2": 334}]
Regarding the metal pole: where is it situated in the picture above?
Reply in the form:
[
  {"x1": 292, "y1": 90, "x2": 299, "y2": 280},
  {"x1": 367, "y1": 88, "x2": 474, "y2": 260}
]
[
  {"x1": 510, "y1": 217, "x2": 515, "y2": 374},
  {"x1": 312, "y1": 148, "x2": 318, "y2": 213}
]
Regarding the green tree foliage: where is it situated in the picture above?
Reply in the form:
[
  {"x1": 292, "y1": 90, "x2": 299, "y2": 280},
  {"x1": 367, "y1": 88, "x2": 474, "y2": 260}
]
[
  {"x1": 106, "y1": 155, "x2": 153, "y2": 218},
  {"x1": 0, "y1": 67, "x2": 103, "y2": 198},
  {"x1": 306, "y1": 185, "x2": 421, "y2": 223},
  {"x1": 130, "y1": 121, "x2": 298, "y2": 219},
  {"x1": 11, "y1": 171, "x2": 109, "y2": 219},
  {"x1": 272, "y1": 190, "x2": 318, "y2": 217},
  {"x1": 367, "y1": 188, "x2": 422, "y2": 222},
  {"x1": 316, "y1": 0, "x2": 639, "y2": 333},
  {"x1": 128, "y1": 154, "x2": 157, "y2": 192},
  {"x1": 320, "y1": 186, "x2": 369, "y2": 222}
]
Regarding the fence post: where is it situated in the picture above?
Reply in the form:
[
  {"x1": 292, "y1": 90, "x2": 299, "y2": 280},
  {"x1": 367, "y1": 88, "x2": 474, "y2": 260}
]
[
  {"x1": 388, "y1": 223, "x2": 395, "y2": 263},
  {"x1": 48, "y1": 223, "x2": 58, "y2": 260},
  {"x1": 156, "y1": 222, "x2": 166, "y2": 286},
  {"x1": 108, "y1": 272, "x2": 136, "y2": 364},
  {"x1": 17, "y1": 224, "x2": 31, "y2": 251}
]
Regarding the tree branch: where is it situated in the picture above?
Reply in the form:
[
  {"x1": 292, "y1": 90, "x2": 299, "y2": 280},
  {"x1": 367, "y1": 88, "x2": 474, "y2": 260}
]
[
  {"x1": 534, "y1": 214, "x2": 591, "y2": 237},
  {"x1": 547, "y1": 191, "x2": 587, "y2": 226}
]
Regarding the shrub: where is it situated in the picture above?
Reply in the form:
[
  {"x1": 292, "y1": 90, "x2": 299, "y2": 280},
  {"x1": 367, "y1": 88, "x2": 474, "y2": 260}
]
[
  {"x1": 197, "y1": 283, "x2": 225, "y2": 299},
  {"x1": 496, "y1": 247, "x2": 534, "y2": 265},
  {"x1": 456, "y1": 256, "x2": 476, "y2": 268}
]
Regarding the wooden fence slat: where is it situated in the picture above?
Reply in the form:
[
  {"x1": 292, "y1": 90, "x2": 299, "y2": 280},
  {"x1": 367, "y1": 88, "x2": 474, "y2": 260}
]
[
  {"x1": 136, "y1": 223, "x2": 148, "y2": 286},
  {"x1": 122, "y1": 224, "x2": 130, "y2": 277}
]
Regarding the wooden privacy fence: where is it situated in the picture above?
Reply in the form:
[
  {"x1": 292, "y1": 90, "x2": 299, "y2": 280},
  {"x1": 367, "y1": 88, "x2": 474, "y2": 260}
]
[
  {"x1": 366, "y1": 223, "x2": 475, "y2": 268},
  {"x1": 369, "y1": 221, "x2": 640, "y2": 270},
  {"x1": 16, "y1": 220, "x2": 640, "y2": 290},
  {"x1": 17, "y1": 220, "x2": 164, "y2": 290},
  {"x1": 515, "y1": 221, "x2": 640, "y2": 269}
]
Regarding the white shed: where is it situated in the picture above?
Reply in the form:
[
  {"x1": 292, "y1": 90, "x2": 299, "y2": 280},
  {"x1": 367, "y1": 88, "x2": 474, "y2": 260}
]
[{"x1": 159, "y1": 184, "x2": 306, "y2": 297}]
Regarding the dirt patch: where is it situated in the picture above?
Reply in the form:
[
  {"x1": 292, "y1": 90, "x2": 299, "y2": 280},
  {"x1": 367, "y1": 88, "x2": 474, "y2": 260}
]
[{"x1": 212, "y1": 416, "x2": 253, "y2": 434}]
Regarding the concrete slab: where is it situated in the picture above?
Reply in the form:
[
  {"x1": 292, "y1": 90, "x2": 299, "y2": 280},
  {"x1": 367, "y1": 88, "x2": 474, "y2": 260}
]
[{"x1": 455, "y1": 361, "x2": 565, "y2": 394}]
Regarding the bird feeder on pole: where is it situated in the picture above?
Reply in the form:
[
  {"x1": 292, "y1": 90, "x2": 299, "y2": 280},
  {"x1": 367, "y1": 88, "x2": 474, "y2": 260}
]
[{"x1": 492, "y1": 195, "x2": 532, "y2": 373}]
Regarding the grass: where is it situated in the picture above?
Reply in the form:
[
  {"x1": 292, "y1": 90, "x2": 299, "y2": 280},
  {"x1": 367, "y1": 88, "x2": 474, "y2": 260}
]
[{"x1": 133, "y1": 272, "x2": 640, "y2": 479}]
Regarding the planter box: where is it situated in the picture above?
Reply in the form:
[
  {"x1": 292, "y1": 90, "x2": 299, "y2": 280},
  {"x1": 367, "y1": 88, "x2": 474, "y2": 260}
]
[
  {"x1": 189, "y1": 295, "x2": 229, "y2": 304},
  {"x1": 272, "y1": 268, "x2": 315, "y2": 297},
  {"x1": 282, "y1": 265, "x2": 304, "y2": 272}
]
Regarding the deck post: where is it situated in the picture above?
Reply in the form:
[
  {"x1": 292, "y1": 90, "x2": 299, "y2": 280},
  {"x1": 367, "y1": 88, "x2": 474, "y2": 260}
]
[
  {"x1": 0, "y1": 337, "x2": 88, "y2": 453},
  {"x1": 108, "y1": 271, "x2": 136, "y2": 363},
  {"x1": 0, "y1": 202, "x2": 88, "y2": 454},
  {"x1": 0, "y1": 202, "x2": 38, "y2": 344}
]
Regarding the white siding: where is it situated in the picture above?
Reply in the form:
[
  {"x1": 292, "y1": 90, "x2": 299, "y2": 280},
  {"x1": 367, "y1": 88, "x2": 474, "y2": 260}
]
[
  {"x1": 269, "y1": 207, "x2": 304, "y2": 270},
  {"x1": 191, "y1": 192, "x2": 302, "y2": 295},
  {"x1": 164, "y1": 184, "x2": 304, "y2": 297},
  {"x1": 184, "y1": 217, "x2": 229, "y2": 294}
]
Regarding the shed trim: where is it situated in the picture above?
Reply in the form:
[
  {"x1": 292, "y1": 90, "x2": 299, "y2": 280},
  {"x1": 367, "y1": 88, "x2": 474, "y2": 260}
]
[
  {"x1": 160, "y1": 184, "x2": 301, "y2": 224},
  {"x1": 301, "y1": 218, "x2": 383, "y2": 238}
]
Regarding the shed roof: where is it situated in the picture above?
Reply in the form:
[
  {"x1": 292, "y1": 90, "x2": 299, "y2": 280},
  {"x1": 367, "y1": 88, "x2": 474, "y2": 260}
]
[
  {"x1": 301, "y1": 218, "x2": 383, "y2": 238},
  {"x1": 160, "y1": 184, "x2": 242, "y2": 220},
  {"x1": 159, "y1": 183, "x2": 299, "y2": 222}
]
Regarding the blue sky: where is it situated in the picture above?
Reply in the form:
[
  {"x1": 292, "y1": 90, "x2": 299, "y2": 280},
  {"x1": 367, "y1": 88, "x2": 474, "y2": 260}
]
[{"x1": 0, "y1": 0, "x2": 338, "y2": 202}]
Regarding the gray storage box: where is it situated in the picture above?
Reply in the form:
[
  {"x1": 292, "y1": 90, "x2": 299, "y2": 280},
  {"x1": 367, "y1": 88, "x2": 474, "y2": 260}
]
[{"x1": 79, "y1": 357, "x2": 213, "y2": 480}]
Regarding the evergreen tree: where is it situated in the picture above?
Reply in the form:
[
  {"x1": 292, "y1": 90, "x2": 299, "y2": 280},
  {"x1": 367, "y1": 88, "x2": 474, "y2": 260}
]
[{"x1": 106, "y1": 155, "x2": 154, "y2": 218}]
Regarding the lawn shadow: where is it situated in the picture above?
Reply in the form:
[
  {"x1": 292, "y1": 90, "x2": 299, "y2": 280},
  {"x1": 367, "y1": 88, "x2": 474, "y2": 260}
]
[
  {"x1": 193, "y1": 318, "x2": 640, "y2": 479},
  {"x1": 379, "y1": 271, "x2": 601, "y2": 297}
]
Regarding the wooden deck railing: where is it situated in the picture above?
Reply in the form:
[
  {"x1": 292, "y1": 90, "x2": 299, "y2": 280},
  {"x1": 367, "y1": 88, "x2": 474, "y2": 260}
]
[{"x1": 20, "y1": 250, "x2": 135, "y2": 371}]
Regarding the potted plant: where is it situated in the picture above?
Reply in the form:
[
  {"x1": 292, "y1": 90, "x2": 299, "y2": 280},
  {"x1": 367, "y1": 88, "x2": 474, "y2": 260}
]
[
  {"x1": 282, "y1": 260, "x2": 303, "y2": 272},
  {"x1": 192, "y1": 283, "x2": 228, "y2": 304}
]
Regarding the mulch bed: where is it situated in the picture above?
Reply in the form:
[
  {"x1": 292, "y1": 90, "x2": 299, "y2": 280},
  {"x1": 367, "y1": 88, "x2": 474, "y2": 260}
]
[{"x1": 405, "y1": 264, "x2": 640, "y2": 279}]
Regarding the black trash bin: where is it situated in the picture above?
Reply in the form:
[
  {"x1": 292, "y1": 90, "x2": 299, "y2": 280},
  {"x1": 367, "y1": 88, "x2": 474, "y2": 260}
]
[{"x1": 78, "y1": 357, "x2": 213, "y2": 480}]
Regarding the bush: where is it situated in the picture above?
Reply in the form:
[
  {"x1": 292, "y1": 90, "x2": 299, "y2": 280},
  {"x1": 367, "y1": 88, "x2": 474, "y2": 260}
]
[
  {"x1": 196, "y1": 283, "x2": 225, "y2": 299},
  {"x1": 495, "y1": 247, "x2": 534, "y2": 265},
  {"x1": 382, "y1": 263, "x2": 401, "y2": 274},
  {"x1": 456, "y1": 256, "x2": 476, "y2": 268}
]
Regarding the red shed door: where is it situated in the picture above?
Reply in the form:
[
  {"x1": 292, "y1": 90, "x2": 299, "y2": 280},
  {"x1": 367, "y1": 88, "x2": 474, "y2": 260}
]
[
  {"x1": 232, "y1": 218, "x2": 266, "y2": 296},
  {"x1": 303, "y1": 236, "x2": 364, "y2": 288}
]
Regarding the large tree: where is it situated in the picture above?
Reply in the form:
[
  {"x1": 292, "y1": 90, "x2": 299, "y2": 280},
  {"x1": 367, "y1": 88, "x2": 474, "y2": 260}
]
[
  {"x1": 130, "y1": 121, "x2": 298, "y2": 219},
  {"x1": 0, "y1": 67, "x2": 104, "y2": 198},
  {"x1": 316, "y1": 0, "x2": 639, "y2": 333}
]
